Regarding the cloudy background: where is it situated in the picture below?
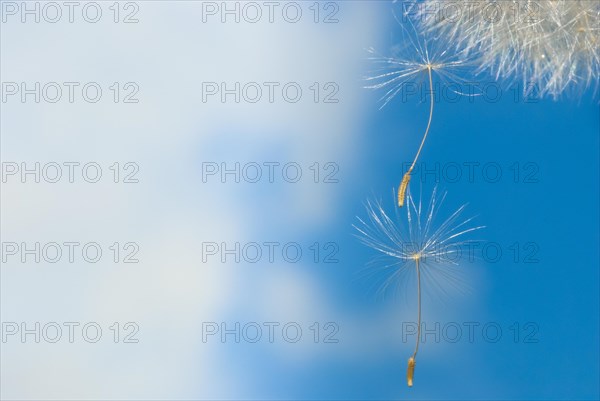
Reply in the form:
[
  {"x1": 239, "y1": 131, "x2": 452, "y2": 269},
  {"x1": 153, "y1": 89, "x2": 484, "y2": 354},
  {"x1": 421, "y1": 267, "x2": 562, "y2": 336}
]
[{"x1": 1, "y1": 1, "x2": 599, "y2": 400}]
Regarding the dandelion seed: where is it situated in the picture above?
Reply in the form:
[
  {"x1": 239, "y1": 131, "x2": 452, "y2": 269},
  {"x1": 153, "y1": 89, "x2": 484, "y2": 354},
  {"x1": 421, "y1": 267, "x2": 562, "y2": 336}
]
[
  {"x1": 354, "y1": 188, "x2": 484, "y2": 387},
  {"x1": 365, "y1": 18, "x2": 475, "y2": 206},
  {"x1": 407, "y1": 356, "x2": 416, "y2": 387}
]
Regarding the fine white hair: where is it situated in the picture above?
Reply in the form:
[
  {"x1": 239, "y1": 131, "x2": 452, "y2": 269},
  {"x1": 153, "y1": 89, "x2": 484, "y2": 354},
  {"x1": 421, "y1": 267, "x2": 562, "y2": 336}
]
[{"x1": 407, "y1": 0, "x2": 600, "y2": 99}]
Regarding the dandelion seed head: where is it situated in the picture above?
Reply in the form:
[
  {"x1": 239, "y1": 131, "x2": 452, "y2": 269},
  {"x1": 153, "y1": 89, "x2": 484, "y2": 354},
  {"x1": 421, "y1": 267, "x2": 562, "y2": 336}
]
[{"x1": 413, "y1": 0, "x2": 600, "y2": 99}]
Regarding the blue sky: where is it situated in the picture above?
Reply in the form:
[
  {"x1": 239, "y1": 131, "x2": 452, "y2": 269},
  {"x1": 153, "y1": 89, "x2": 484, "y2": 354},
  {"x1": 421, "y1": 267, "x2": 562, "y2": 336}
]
[
  {"x1": 337, "y1": 18, "x2": 600, "y2": 400},
  {"x1": 343, "y1": 80, "x2": 600, "y2": 400}
]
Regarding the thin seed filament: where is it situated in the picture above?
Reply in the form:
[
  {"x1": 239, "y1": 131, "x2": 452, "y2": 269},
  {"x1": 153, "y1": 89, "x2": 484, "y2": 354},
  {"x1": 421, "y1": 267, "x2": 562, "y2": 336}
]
[
  {"x1": 399, "y1": 65, "x2": 435, "y2": 207},
  {"x1": 407, "y1": 256, "x2": 422, "y2": 387}
]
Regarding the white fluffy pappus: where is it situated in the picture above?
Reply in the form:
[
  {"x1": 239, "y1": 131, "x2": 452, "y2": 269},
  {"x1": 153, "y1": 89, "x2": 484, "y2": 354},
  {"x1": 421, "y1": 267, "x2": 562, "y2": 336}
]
[
  {"x1": 354, "y1": 187, "x2": 484, "y2": 300},
  {"x1": 410, "y1": 0, "x2": 600, "y2": 98}
]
